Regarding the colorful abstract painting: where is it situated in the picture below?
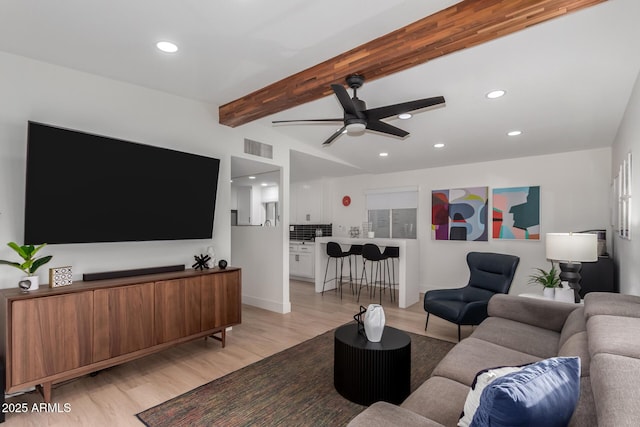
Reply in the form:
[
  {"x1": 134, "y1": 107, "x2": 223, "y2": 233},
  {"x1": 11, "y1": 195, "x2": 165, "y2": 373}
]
[
  {"x1": 492, "y1": 186, "x2": 540, "y2": 240},
  {"x1": 432, "y1": 187, "x2": 488, "y2": 241}
]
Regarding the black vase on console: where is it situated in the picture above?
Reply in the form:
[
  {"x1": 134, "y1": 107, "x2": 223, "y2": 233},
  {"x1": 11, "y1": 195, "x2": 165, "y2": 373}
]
[{"x1": 218, "y1": 259, "x2": 228, "y2": 269}]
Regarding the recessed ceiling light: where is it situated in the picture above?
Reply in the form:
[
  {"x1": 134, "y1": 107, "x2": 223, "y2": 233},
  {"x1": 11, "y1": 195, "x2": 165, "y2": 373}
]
[
  {"x1": 398, "y1": 113, "x2": 412, "y2": 120},
  {"x1": 486, "y1": 90, "x2": 506, "y2": 99},
  {"x1": 230, "y1": 179, "x2": 233, "y2": 183},
  {"x1": 433, "y1": 143, "x2": 445, "y2": 148},
  {"x1": 379, "y1": 152, "x2": 389, "y2": 157},
  {"x1": 156, "y1": 41, "x2": 178, "y2": 53},
  {"x1": 248, "y1": 176, "x2": 256, "y2": 180},
  {"x1": 507, "y1": 130, "x2": 522, "y2": 136},
  {"x1": 261, "y1": 183, "x2": 268, "y2": 187}
]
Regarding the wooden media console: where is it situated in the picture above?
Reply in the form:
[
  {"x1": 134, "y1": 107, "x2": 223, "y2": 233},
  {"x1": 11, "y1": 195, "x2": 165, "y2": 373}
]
[{"x1": 0, "y1": 267, "x2": 241, "y2": 402}]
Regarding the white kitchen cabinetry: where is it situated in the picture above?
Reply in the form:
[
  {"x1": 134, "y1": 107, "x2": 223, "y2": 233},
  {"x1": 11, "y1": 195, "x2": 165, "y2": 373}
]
[
  {"x1": 289, "y1": 242, "x2": 315, "y2": 280},
  {"x1": 290, "y1": 180, "x2": 326, "y2": 223}
]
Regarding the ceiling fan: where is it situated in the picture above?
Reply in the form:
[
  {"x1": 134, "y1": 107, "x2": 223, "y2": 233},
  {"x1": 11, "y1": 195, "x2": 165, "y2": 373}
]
[{"x1": 272, "y1": 74, "x2": 445, "y2": 146}]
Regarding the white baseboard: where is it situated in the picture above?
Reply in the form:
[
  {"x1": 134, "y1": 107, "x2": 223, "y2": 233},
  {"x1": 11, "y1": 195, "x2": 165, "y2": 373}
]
[{"x1": 242, "y1": 294, "x2": 291, "y2": 314}]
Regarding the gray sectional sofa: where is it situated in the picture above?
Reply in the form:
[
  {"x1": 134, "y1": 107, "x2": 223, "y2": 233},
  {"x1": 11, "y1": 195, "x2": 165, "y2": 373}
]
[{"x1": 347, "y1": 292, "x2": 640, "y2": 427}]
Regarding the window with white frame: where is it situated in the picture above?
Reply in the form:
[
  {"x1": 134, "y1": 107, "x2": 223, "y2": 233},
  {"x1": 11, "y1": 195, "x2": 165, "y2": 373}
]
[{"x1": 366, "y1": 187, "x2": 418, "y2": 239}]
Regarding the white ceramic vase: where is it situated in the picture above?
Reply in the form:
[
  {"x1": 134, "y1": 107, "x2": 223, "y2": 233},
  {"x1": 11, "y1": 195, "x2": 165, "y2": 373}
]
[
  {"x1": 543, "y1": 287, "x2": 555, "y2": 299},
  {"x1": 23, "y1": 275, "x2": 39, "y2": 291},
  {"x1": 364, "y1": 304, "x2": 385, "y2": 342}
]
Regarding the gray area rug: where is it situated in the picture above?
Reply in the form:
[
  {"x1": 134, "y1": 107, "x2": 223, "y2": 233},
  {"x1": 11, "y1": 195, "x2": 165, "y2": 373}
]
[{"x1": 136, "y1": 326, "x2": 454, "y2": 427}]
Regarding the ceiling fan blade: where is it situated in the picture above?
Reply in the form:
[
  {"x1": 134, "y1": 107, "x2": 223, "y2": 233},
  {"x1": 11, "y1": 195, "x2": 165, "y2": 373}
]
[
  {"x1": 331, "y1": 84, "x2": 358, "y2": 116},
  {"x1": 322, "y1": 126, "x2": 346, "y2": 147},
  {"x1": 272, "y1": 118, "x2": 343, "y2": 124},
  {"x1": 365, "y1": 96, "x2": 445, "y2": 120},
  {"x1": 366, "y1": 120, "x2": 409, "y2": 138}
]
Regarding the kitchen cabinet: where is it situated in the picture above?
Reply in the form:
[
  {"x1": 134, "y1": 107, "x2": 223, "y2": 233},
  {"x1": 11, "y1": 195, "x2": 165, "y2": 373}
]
[
  {"x1": 290, "y1": 180, "x2": 328, "y2": 223},
  {"x1": 290, "y1": 242, "x2": 315, "y2": 280}
]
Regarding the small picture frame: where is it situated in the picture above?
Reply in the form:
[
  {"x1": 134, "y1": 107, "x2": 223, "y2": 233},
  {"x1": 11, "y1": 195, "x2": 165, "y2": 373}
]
[{"x1": 49, "y1": 266, "x2": 73, "y2": 288}]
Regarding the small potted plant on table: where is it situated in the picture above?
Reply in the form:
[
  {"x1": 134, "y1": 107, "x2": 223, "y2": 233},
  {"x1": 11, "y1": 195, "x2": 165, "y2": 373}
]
[
  {"x1": 528, "y1": 263, "x2": 561, "y2": 299},
  {"x1": 0, "y1": 242, "x2": 52, "y2": 291}
]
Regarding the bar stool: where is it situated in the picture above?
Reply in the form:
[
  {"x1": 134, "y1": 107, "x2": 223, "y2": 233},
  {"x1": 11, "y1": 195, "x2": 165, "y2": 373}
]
[
  {"x1": 358, "y1": 243, "x2": 389, "y2": 304},
  {"x1": 383, "y1": 246, "x2": 399, "y2": 303},
  {"x1": 322, "y1": 242, "x2": 350, "y2": 299},
  {"x1": 346, "y1": 244, "x2": 363, "y2": 295}
]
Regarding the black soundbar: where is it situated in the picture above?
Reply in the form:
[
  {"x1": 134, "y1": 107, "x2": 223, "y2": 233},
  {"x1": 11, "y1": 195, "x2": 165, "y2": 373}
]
[{"x1": 83, "y1": 264, "x2": 185, "y2": 282}]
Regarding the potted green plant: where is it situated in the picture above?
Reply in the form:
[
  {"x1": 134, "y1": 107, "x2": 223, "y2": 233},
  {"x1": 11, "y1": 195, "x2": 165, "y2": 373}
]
[
  {"x1": 0, "y1": 242, "x2": 53, "y2": 291},
  {"x1": 528, "y1": 263, "x2": 561, "y2": 299}
]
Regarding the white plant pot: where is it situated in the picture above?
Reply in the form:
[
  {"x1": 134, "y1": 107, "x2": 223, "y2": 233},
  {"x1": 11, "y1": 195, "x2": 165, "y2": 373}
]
[
  {"x1": 364, "y1": 304, "x2": 385, "y2": 342},
  {"x1": 555, "y1": 287, "x2": 575, "y2": 303},
  {"x1": 23, "y1": 275, "x2": 39, "y2": 291},
  {"x1": 543, "y1": 287, "x2": 555, "y2": 299}
]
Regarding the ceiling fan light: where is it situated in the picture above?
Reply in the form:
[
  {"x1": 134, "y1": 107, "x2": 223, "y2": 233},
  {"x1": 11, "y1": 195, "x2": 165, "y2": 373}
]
[
  {"x1": 486, "y1": 90, "x2": 505, "y2": 99},
  {"x1": 156, "y1": 41, "x2": 178, "y2": 53},
  {"x1": 346, "y1": 122, "x2": 366, "y2": 135}
]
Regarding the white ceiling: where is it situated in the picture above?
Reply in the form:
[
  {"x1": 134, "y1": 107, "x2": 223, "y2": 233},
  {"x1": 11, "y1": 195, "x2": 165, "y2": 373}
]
[{"x1": 2, "y1": 0, "x2": 640, "y2": 180}]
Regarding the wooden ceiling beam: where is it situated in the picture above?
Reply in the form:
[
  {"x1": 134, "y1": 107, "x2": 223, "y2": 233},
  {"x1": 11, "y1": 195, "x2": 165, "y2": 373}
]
[{"x1": 218, "y1": 0, "x2": 606, "y2": 127}]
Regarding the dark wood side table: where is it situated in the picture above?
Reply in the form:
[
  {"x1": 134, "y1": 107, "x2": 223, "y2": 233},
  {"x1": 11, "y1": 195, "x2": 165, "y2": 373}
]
[{"x1": 334, "y1": 323, "x2": 411, "y2": 406}]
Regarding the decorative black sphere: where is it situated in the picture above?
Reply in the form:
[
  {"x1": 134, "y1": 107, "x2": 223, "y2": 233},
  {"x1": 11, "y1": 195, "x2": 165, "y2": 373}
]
[{"x1": 218, "y1": 259, "x2": 228, "y2": 269}]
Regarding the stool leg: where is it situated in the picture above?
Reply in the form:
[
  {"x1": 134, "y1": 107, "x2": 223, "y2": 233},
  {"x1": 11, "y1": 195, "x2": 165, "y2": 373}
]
[
  {"x1": 357, "y1": 260, "x2": 367, "y2": 303},
  {"x1": 322, "y1": 256, "x2": 331, "y2": 295}
]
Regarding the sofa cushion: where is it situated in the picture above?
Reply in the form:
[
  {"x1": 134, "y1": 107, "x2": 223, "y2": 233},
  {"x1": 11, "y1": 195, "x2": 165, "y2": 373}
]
[
  {"x1": 347, "y1": 401, "x2": 444, "y2": 427},
  {"x1": 588, "y1": 315, "x2": 640, "y2": 358},
  {"x1": 584, "y1": 292, "x2": 640, "y2": 319},
  {"x1": 559, "y1": 306, "x2": 587, "y2": 348},
  {"x1": 432, "y1": 337, "x2": 541, "y2": 386},
  {"x1": 401, "y1": 376, "x2": 469, "y2": 427},
  {"x1": 569, "y1": 378, "x2": 597, "y2": 427},
  {"x1": 590, "y1": 353, "x2": 640, "y2": 427},
  {"x1": 471, "y1": 357, "x2": 581, "y2": 427},
  {"x1": 488, "y1": 294, "x2": 578, "y2": 332},
  {"x1": 558, "y1": 331, "x2": 591, "y2": 377},
  {"x1": 458, "y1": 365, "x2": 523, "y2": 427},
  {"x1": 471, "y1": 317, "x2": 560, "y2": 358}
]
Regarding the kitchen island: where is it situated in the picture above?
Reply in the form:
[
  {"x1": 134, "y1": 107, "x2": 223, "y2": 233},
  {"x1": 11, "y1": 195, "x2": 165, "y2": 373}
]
[{"x1": 314, "y1": 237, "x2": 420, "y2": 308}]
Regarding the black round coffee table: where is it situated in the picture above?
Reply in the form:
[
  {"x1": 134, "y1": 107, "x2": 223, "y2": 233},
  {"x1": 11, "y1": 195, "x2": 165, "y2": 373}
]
[{"x1": 334, "y1": 323, "x2": 411, "y2": 405}]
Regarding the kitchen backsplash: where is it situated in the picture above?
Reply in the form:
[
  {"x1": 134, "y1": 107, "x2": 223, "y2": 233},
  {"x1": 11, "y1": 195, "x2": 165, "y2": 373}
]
[{"x1": 290, "y1": 224, "x2": 332, "y2": 241}]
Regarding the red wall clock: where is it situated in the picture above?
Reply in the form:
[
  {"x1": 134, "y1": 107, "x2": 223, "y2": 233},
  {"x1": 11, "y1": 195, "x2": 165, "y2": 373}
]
[{"x1": 342, "y1": 195, "x2": 351, "y2": 207}]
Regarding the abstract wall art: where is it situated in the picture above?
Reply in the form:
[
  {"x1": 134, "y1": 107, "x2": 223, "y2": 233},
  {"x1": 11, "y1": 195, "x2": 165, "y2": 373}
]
[
  {"x1": 492, "y1": 186, "x2": 540, "y2": 240},
  {"x1": 432, "y1": 187, "x2": 488, "y2": 241}
]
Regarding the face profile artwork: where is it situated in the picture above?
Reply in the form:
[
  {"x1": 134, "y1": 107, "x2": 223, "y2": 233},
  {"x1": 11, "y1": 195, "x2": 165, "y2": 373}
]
[
  {"x1": 432, "y1": 187, "x2": 488, "y2": 241},
  {"x1": 492, "y1": 186, "x2": 540, "y2": 240}
]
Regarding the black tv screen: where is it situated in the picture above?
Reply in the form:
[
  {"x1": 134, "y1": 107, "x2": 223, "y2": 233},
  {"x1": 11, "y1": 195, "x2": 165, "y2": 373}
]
[{"x1": 24, "y1": 122, "x2": 220, "y2": 244}]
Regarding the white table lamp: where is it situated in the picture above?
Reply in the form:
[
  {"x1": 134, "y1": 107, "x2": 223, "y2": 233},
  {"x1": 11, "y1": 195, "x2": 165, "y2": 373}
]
[{"x1": 546, "y1": 233, "x2": 597, "y2": 302}]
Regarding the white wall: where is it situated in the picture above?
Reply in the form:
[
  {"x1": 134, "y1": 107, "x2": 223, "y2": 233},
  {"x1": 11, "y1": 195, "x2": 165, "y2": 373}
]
[
  {"x1": 0, "y1": 51, "x2": 297, "y2": 314},
  {"x1": 611, "y1": 69, "x2": 640, "y2": 296},
  {"x1": 325, "y1": 148, "x2": 612, "y2": 296}
]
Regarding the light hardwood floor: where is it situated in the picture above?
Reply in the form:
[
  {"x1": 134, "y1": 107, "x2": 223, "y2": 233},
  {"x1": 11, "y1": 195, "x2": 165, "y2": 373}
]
[{"x1": 3, "y1": 279, "x2": 466, "y2": 426}]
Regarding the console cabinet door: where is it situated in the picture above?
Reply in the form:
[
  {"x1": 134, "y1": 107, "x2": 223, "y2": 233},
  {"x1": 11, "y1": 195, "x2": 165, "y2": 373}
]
[
  {"x1": 11, "y1": 291, "x2": 93, "y2": 386},
  {"x1": 93, "y1": 283, "x2": 155, "y2": 362},
  {"x1": 154, "y1": 278, "x2": 201, "y2": 344},
  {"x1": 201, "y1": 270, "x2": 241, "y2": 331}
]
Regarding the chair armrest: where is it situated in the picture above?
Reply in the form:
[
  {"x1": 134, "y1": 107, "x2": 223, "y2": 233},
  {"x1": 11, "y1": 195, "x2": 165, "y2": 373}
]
[
  {"x1": 458, "y1": 300, "x2": 489, "y2": 325},
  {"x1": 487, "y1": 294, "x2": 579, "y2": 332},
  {"x1": 424, "y1": 287, "x2": 467, "y2": 301}
]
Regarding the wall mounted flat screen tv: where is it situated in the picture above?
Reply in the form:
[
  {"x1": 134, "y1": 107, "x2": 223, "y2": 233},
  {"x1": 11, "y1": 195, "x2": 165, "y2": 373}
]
[{"x1": 24, "y1": 122, "x2": 220, "y2": 244}]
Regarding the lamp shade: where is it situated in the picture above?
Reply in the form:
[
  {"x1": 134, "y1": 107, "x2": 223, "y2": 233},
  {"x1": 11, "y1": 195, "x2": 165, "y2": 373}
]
[{"x1": 546, "y1": 233, "x2": 598, "y2": 263}]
